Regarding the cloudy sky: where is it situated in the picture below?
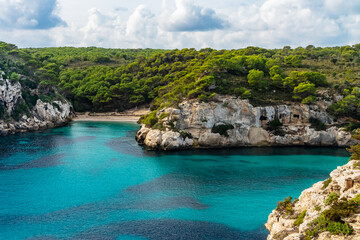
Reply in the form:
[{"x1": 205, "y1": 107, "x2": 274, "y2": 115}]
[{"x1": 0, "y1": 0, "x2": 359, "y2": 49}]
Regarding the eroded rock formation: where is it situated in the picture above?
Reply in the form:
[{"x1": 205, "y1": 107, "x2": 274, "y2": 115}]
[
  {"x1": 136, "y1": 96, "x2": 356, "y2": 150},
  {"x1": 0, "y1": 71, "x2": 73, "y2": 135},
  {"x1": 266, "y1": 160, "x2": 360, "y2": 240}
]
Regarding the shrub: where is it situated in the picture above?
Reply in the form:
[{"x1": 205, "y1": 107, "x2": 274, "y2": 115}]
[
  {"x1": 294, "y1": 210, "x2": 307, "y2": 227},
  {"x1": 266, "y1": 119, "x2": 285, "y2": 136},
  {"x1": 142, "y1": 111, "x2": 158, "y2": 127},
  {"x1": 322, "y1": 177, "x2": 332, "y2": 190},
  {"x1": 180, "y1": 131, "x2": 192, "y2": 139},
  {"x1": 159, "y1": 112, "x2": 169, "y2": 119},
  {"x1": 248, "y1": 69, "x2": 267, "y2": 91},
  {"x1": 344, "y1": 122, "x2": 360, "y2": 132},
  {"x1": 301, "y1": 95, "x2": 317, "y2": 104},
  {"x1": 309, "y1": 117, "x2": 326, "y2": 131},
  {"x1": 305, "y1": 195, "x2": 358, "y2": 239},
  {"x1": 0, "y1": 102, "x2": 4, "y2": 118},
  {"x1": 11, "y1": 102, "x2": 30, "y2": 121},
  {"x1": 325, "y1": 193, "x2": 339, "y2": 205},
  {"x1": 276, "y1": 196, "x2": 295, "y2": 215},
  {"x1": 211, "y1": 124, "x2": 234, "y2": 137},
  {"x1": 347, "y1": 130, "x2": 360, "y2": 160}
]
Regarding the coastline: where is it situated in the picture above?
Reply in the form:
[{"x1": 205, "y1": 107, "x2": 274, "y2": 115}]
[
  {"x1": 73, "y1": 108, "x2": 150, "y2": 123},
  {"x1": 73, "y1": 115, "x2": 140, "y2": 122}
]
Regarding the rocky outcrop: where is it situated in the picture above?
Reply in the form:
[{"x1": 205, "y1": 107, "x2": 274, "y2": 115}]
[
  {"x1": 0, "y1": 99, "x2": 73, "y2": 135},
  {"x1": 0, "y1": 70, "x2": 73, "y2": 135},
  {"x1": 266, "y1": 160, "x2": 360, "y2": 240},
  {"x1": 0, "y1": 73, "x2": 22, "y2": 114},
  {"x1": 136, "y1": 96, "x2": 356, "y2": 150}
]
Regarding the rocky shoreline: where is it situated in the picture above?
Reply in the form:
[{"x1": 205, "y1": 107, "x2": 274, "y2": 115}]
[
  {"x1": 136, "y1": 96, "x2": 357, "y2": 151},
  {"x1": 0, "y1": 99, "x2": 73, "y2": 135},
  {"x1": 266, "y1": 160, "x2": 360, "y2": 240}
]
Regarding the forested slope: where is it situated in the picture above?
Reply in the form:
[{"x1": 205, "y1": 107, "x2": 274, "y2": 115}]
[{"x1": 0, "y1": 42, "x2": 359, "y2": 127}]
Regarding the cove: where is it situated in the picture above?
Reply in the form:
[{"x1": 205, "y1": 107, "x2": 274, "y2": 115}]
[{"x1": 0, "y1": 122, "x2": 349, "y2": 240}]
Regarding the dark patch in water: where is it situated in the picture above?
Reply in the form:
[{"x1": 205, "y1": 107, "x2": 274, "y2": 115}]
[
  {"x1": 29, "y1": 220, "x2": 267, "y2": 240},
  {"x1": 71, "y1": 219, "x2": 246, "y2": 240},
  {"x1": 0, "y1": 135, "x2": 96, "y2": 159},
  {"x1": 126, "y1": 196, "x2": 209, "y2": 211},
  {"x1": 0, "y1": 153, "x2": 66, "y2": 170},
  {"x1": 87, "y1": 125, "x2": 100, "y2": 129},
  {"x1": 1, "y1": 196, "x2": 208, "y2": 225},
  {"x1": 110, "y1": 158, "x2": 119, "y2": 162},
  {"x1": 124, "y1": 173, "x2": 201, "y2": 195},
  {"x1": 238, "y1": 159, "x2": 259, "y2": 164},
  {"x1": 106, "y1": 137, "x2": 155, "y2": 157}
]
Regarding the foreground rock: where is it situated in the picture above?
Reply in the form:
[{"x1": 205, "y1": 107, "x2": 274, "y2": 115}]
[
  {"x1": 0, "y1": 71, "x2": 73, "y2": 135},
  {"x1": 0, "y1": 99, "x2": 73, "y2": 135},
  {"x1": 136, "y1": 96, "x2": 356, "y2": 150},
  {"x1": 266, "y1": 160, "x2": 360, "y2": 240}
]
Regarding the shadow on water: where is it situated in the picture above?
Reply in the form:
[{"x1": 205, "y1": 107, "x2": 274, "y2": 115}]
[
  {"x1": 29, "y1": 219, "x2": 268, "y2": 240},
  {"x1": 0, "y1": 135, "x2": 96, "y2": 159},
  {"x1": 0, "y1": 196, "x2": 209, "y2": 225},
  {"x1": 149, "y1": 146, "x2": 350, "y2": 158},
  {"x1": 0, "y1": 153, "x2": 66, "y2": 170}
]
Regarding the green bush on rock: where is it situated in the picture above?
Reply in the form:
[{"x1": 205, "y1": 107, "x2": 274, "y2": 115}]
[{"x1": 211, "y1": 124, "x2": 234, "y2": 137}]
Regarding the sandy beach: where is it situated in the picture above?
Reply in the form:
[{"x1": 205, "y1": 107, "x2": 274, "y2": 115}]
[{"x1": 73, "y1": 107, "x2": 149, "y2": 123}]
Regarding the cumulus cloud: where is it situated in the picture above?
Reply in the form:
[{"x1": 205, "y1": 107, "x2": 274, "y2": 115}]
[
  {"x1": 0, "y1": 0, "x2": 66, "y2": 29},
  {"x1": 1, "y1": 0, "x2": 360, "y2": 49},
  {"x1": 126, "y1": 5, "x2": 158, "y2": 40},
  {"x1": 161, "y1": 0, "x2": 228, "y2": 32},
  {"x1": 324, "y1": 0, "x2": 360, "y2": 15}
]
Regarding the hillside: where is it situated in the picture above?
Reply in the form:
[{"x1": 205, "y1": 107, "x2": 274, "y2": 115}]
[{"x1": 0, "y1": 41, "x2": 359, "y2": 131}]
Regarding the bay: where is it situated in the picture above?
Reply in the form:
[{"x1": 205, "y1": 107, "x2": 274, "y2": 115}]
[{"x1": 0, "y1": 122, "x2": 349, "y2": 240}]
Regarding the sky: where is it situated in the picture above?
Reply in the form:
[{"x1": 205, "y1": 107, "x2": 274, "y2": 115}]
[{"x1": 0, "y1": 0, "x2": 359, "y2": 49}]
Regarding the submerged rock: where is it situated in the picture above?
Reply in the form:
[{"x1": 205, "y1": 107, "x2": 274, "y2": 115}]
[{"x1": 136, "y1": 96, "x2": 357, "y2": 150}]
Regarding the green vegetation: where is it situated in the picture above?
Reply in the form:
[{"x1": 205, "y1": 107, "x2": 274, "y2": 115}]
[
  {"x1": 1, "y1": 41, "x2": 360, "y2": 126},
  {"x1": 211, "y1": 124, "x2": 234, "y2": 137},
  {"x1": 276, "y1": 196, "x2": 296, "y2": 215},
  {"x1": 266, "y1": 119, "x2": 284, "y2": 136},
  {"x1": 348, "y1": 130, "x2": 360, "y2": 160},
  {"x1": 322, "y1": 177, "x2": 332, "y2": 190},
  {"x1": 324, "y1": 192, "x2": 339, "y2": 206},
  {"x1": 305, "y1": 194, "x2": 360, "y2": 239},
  {"x1": 309, "y1": 117, "x2": 327, "y2": 131},
  {"x1": 294, "y1": 210, "x2": 307, "y2": 227},
  {"x1": 179, "y1": 131, "x2": 192, "y2": 140}
]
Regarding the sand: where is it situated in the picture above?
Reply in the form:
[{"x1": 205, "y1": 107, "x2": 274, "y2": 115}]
[{"x1": 73, "y1": 107, "x2": 149, "y2": 123}]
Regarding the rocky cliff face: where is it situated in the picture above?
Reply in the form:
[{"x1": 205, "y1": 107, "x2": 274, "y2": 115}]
[
  {"x1": 0, "y1": 71, "x2": 73, "y2": 135},
  {"x1": 266, "y1": 160, "x2": 360, "y2": 240},
  {"x1": 136, "y1": 96, "x2": 356, "y2": 150},
  {"x1": 0, "y1": 98, "x2": 73, "y2": 135},
  {"x1": 0, "y1": 73, "x2": 22, "y2": 114}
]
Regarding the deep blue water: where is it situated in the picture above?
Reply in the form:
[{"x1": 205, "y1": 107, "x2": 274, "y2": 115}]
[{"x1": 0, "y1": 122, "x2": 350, "y2": 240}]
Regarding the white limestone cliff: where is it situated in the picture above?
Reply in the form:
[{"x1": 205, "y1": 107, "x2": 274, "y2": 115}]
[
  {"x1": 136, "y1": 96, "x2": 356, "y2": 150},
  {"x1": 266, "y1": 160, "x2": 360, "y2": 240}
]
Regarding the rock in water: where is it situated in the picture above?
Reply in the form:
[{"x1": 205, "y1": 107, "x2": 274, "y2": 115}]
[
  {"x1": 136, "y1": 96, "x2": 357, "y2": 150},
  {"x1": 266, "y1": 160, "x2": 360, "y2": 240}
]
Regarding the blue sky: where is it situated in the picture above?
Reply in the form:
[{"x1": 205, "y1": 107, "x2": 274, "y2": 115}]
[{"x1": 0, "y1": 0, "x2": 359, "y2": 49}]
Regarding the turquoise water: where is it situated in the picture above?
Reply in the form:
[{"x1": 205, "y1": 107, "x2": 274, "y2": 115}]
[{"x1": 0, "y1": 122, "x2": 350, "y2": 240}]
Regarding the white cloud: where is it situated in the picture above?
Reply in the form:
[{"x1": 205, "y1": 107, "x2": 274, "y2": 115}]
[
  {"x1": 324, "y1": 0, "x2": 360, "y2": 15},
  {"x1": 126, "y1": 5, "x2": 158, "y2": 41},
  {"x1": 161, "y1": 0, "x2": 228, "y2": 32},
  {"x1": 0, "y1": 0, "x2": 66, "y2": 29},
  {"x1": 1, "y1": 0, "x2": 360, "y2": 49}
]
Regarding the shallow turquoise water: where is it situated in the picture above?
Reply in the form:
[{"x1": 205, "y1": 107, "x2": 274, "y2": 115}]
[{"x1": 0, "y1": 122, "x2": 350, "y2": 240}]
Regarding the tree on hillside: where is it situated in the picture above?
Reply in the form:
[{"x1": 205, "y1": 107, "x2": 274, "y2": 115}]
[
  {"x1": 248, "y1": 69, "x2": 267, "y2": 91},
  {"x1": 348, "y1": 130, "x2": 360, "y2": 160}
]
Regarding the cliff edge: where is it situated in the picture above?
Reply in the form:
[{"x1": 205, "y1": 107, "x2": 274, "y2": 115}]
[
  {"x1": 0, "y1": 71, "x2": 73, "y2": 135},
  {"x1": 136, "y1": 95, "x2": 356, "y2": 150},
  {"x1": 266, "y1": 160, "x2": 360, "y2": 240}
]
